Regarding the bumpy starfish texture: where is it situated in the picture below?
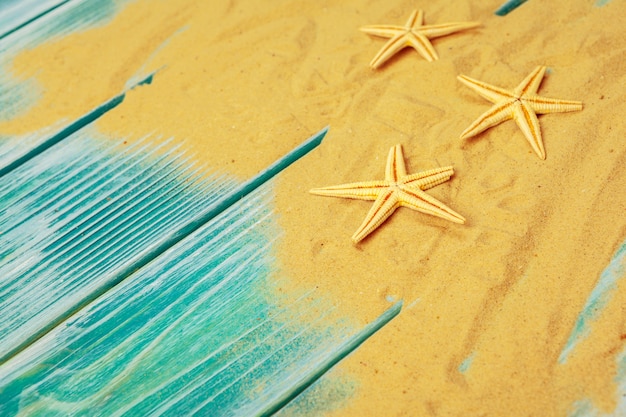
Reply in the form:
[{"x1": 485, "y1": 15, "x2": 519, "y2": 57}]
[
  {"x1": 310, "y1": 145, "x2": 465, "y2": 243},
  {"x1": 360, "y1": 9, "x2": 480, "y2": 69},
  {"x1": 458, "y1": 66, "x2": 583, "y2": 159}
]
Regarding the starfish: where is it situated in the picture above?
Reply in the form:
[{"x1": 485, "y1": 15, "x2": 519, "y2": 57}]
[
  {"x1": 360, "y1": 9, "x2": 480, "y2": 69},
  {"x1": 458, "y1": 66, "x2": 583, "y2": 159},
  {"x1": 310, "y1": 144, "x2": 465, "y2": 243}
]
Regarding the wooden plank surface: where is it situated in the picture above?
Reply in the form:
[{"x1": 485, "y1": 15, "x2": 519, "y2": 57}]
[
  {"x1": 0, "y1": 0, "x2": 69, "y2": 40},
  {"x1": 0, "y1": 1, "x2": 401, "y2": 414},
  {"x1": 0, "y1": 179, "x2": 400, "y2": 414},
  {"x1": 0, "y1": 0, "x2": 135, "y2": 170}
]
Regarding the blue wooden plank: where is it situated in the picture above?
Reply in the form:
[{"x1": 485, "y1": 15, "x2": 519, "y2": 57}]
[
  {"x1": 0, "y1": 0, "x2": 133, "y2": 166},
  {"x1": 0, "y1": 179, "x2": 400, "y2": 415},
  {"x1": 494, "y1": 0, "x2": 529, "y2": 16},
  {"x1": 0, "y1": 72, "x2": 154, "y2": 177},
  {"x1": 0, "y1": 0, "x2": 70, "y2": 40},
  {"x1": 0, "y1": 124, "x2": 327, "y2": 363}
]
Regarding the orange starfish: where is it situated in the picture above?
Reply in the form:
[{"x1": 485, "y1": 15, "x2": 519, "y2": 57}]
[
  {"x1": 310, "y1": 145, "x2": 465, "y2": 243},
  {"x1": 458, "y1": 66, "x2": 583, "y2": 159},
  {"x1": 361, "y1": 9, "x2": 480, "y2": 69}
]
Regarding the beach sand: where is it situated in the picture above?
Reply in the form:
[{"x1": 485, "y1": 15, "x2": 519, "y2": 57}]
[{"x1": 1, "y1": 0, "x2": 625, "y2": 415}]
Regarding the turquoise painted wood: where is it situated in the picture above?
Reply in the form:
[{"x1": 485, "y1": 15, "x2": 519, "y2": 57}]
[
  {"x1": 0, "y1": 179, "x2": 401, "y2": 415},
  {"x1": 0, "y1": 122, "x2": 402, "y2": 415},
  {"x1": 0, "y1": 74, "x2": 154, "y2": 177},
  {"x1": 0, "y1": 0, "x2": 133, "y2": 170},
  {"x1": 0, "y1": 126, "x2": 232, "y2": 361},
  {"x1": 0, "y1": 0, "x2": 70, "y2": 40},
  {"x1": 494, "y1": 0, "x2": 528, "y2": 15},
  {"x1": 0, "y1": 2, "x2": 402, "y2": 414},
  {"x1": 0, "y1": 123, "x2": 326, "y2": 362}
]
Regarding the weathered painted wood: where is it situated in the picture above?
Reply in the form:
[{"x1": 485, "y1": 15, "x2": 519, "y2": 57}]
[
  {"x1": 0, "y1": 126, "x2": 234, "y2": 361},
  {"x1": 494, "y1": 0, "x2": 529, "y2": 16},
  {"x1": 0, "y1": 180, "x2": 400, "y2": 415},
  {"x1": 0, "y1": 2, "x2": 403, "y2": 414},
  {"x1": 0, "y1": 0, "x2": 141, "y2": 172},
  {"x1": 0, "y1": 124, "x2": 327, "y2": 362},
  {"x1": 0, "y1": 73, "x2": 153, "y2": 177},
  {"x1": 0, "y1": 0, "x2": 70, "y2": 40}
]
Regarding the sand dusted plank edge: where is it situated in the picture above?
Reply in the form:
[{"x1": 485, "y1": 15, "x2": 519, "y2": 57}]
[
  {"x1": 256, "y1": 301, "x2": 402, "y2": 417},
  {"x1": 0, "y1": 0, "x2": 158, "y2": 176},
  {"x1": 0, "y1": 0, "x2": 134, "y2": 120},
  {"x1": 0, "y1": 72, "x2": 155, "y2": 177},
  {"x1": 559, "y1": 241, "x2": 626, "y2": 364}
]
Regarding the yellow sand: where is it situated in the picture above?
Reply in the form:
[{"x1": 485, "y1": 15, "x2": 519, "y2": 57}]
[{"x1": 1, "y1": 0, "x2": 626, "y2": 415}]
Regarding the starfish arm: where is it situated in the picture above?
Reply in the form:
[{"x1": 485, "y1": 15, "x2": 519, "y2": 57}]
[
  {"x1": 385, "y1": 144, "x2": 407, "y2": 182},
  {"x1": 457, "y1": 74, "x2": 515, "y2": 103},
  {"x1": 514, "y1": 65, "x2": 546, "y2": 96},
  {"x1": 310, "y1": 180, "x2": 388, "y2": 201},
  {"x1": 360, "y1": 25, "x2": 405, "y2": 38},
  {"x1": 406, "y1": 9, "x2": 423, "y2": 28},
  {"x1": 419, "y1": 21, "x2": 480, "y2": 38},
  {"x1": 460, "y1": 101, "x2": 514, "y2": 140},
  {"x1": 368, "y1": 33, "x2": 416, "y2": 69},
  {"x1": 398, "y1": 187, "x2": 466, "y2": 224},
  {"x1": 402, "y1": 166, "x2": 454, "y2": 190},
  {"x1": 525, "y1": 95, "x2": 583, "y2": 114},
  {"x1": 351, "y1": 189, "x2": 400, "y2": 243},
  {"x1": 407, "y1": 32, "x2": 438, "y2": 61},
  {"x1": 512, "y1": 100, "x2": 546, "y2": 159}
]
